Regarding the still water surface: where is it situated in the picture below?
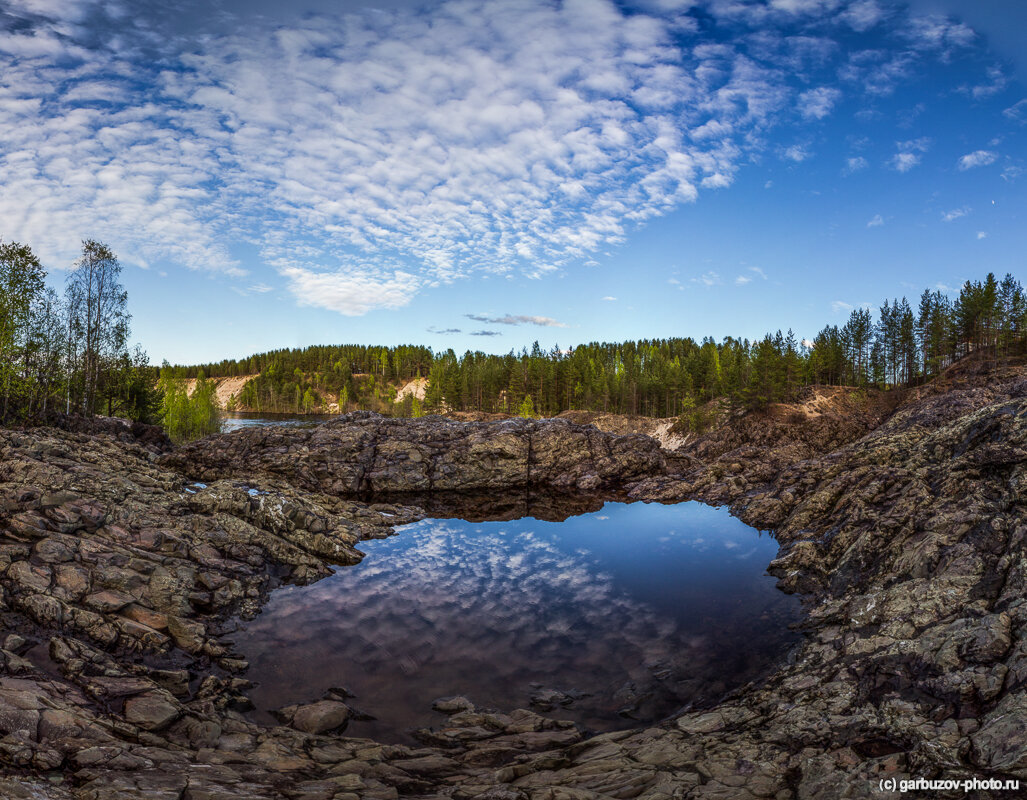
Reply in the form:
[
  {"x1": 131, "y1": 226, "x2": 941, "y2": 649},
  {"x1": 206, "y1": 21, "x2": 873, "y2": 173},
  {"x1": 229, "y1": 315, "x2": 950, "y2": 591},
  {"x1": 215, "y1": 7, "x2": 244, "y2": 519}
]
[{"x1": 234, "y1": 500, "x2": 799, "y2": 742}]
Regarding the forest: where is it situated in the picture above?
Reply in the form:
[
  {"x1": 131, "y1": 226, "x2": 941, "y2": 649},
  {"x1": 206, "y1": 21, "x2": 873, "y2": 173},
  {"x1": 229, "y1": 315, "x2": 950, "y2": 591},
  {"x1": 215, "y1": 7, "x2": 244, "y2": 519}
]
[
  {"x1": 0, "y1": 239, "x2": 162, "y2": 425},
  {"x1": 4, "y1": 232, "x2": 1023, "y2": 432},
  {"x1": 174, "y1": 271, "x2": 1026, "y2": 420}
]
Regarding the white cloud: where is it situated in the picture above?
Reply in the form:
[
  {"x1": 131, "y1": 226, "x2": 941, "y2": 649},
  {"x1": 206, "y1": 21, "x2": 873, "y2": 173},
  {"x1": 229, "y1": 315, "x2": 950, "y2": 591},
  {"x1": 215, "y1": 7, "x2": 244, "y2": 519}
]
[
  {"x1": 831, "y1": 300, "x2": 853, "y2": 313},
  {"x1": 1002, "y1": 166, "x2": 1024, "y2": 182},
  {"x1": 840, "y1": 50, "x2": 914, "y2": 96},
  {"x1": 957, "y1": 150, "x2": 997, "y2": 170},
  {"x1": 905, "y1": 14, "x2": 975, "y2": 52},
  {"x1": 692, "y1": 270, "x2": 720, "y2": 286},
  {"x1": 769, "y1": 0, "x2": 841, "y2": 14},
  {"x1": 748, "y1": 266, "x2": 767, "y2": 280},
  {"x1": 844, "y1": 156, "x2": 868, "y2": 174},
  {"x1": 797, "y1": 87, "x2": 840, "y2": 119},
  {"x1": 601, "y1": 295, "x2": 617, "y2": 301},
  {"x1": 735, "y1": 274, "x2": 752, "y2": 285},
  {"x1": 840, "y1": 0, "x2": 885, "y2": 32},
  {"x1": 1004, "y1": 99, "x2": 1027, "y2": 123},
  {"x1": 701, "y1": 172, "x2": 732, "y2": 188},
  {"x1": 5, "y1": 0, "x2": 776, "y2": 310},
  {"x1": 0, "y1": 0, "x2": 1009, "y2": 315},
  {"x1": 890, "y1": 152, "x2": 920, "y2": 172},
  {"x1": 867, "y1": 214, "x2": 883, "y2": 227},
  {"x1": 897, "y1": 137, "x2": 931, "y2": 152},
  {"x1": 941, "y1": 207, "x2": 969, "y2": 222},
  {"x1": 281, "y1": 266, "x2": 421, "y2": 315},
  {"x1": 976, "y1": 231, "x2": 987, "y2": 240},
  {"x1": 967, "y1": 65, "x2": 1007, "y2": 100}
]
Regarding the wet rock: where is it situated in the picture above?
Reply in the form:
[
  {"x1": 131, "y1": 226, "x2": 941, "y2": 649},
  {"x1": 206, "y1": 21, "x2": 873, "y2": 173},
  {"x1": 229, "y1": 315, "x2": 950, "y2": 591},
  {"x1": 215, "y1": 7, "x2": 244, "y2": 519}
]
[
  {"x1": 123, "y1": 692, "x2": 181, "y2": 731},
  {"x1": 432, "y1": 696, "x2": 475, "y2": 715},
  {"x1": 277, "y1": 700, "x2": 351, "y2": 735},
  {"x1": 83, "y1": 590, "x2": 134, "y2": 613}
]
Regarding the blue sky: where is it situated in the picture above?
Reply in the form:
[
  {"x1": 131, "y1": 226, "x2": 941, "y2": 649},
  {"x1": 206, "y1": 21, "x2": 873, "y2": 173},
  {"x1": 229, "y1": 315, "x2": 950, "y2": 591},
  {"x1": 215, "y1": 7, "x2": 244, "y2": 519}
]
[{"x1": 1, "y1": 0, "x2": 1024, "y2": 364}]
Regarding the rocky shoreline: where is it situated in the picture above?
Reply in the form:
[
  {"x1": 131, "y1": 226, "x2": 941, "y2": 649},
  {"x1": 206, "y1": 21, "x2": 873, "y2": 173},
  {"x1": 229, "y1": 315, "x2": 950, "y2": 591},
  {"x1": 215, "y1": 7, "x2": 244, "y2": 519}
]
[{"x1": 0, "y1": 362, "x2": 1025, "y2": 798}]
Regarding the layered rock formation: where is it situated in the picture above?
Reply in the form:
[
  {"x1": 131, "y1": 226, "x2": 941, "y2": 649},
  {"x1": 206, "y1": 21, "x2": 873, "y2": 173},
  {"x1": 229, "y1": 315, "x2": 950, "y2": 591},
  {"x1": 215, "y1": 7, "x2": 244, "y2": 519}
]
[
  {"x1": 0, "y1": 362, "x2": 1025, "y2": 799},
  {"x1": 162, "y1": 412, "x2": 666, "y2": 495}
]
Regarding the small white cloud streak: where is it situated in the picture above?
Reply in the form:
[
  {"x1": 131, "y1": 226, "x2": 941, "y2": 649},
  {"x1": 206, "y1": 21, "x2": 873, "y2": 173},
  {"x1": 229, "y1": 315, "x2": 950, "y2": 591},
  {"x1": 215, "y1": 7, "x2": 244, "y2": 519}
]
[
  {"x1": 891, "y1": 152, "x2": 920, "y2": 172},
  {"x1": 782, "y1": 144, "x2": 811, "y2": 162},
  {"x1": 957, "y1": 150, "x2": 997, "y2": 170},
  {"x1": 941, "y1": 207, "x2": 969, "y2": 222},
  {"x1": 840, "y1": 0, "x2": 885, "y2": 32},
  {"x1": 845, "y1": 156, "x2": 868, "y2": 173},
  {"x1": 867, "y1": 214, "x2": 883, "y2": 227},
  {"x1": 1004, "y1": 99, "x2": 1027, "y2": 123},
  {"x1": 466, "y1": 314, "x2": 567, "y2": 328},
  {"x1": 797, "y1": 86, "x2": 840, "y2": 119},
  {"x1": 832, "y1": 300, "x2": 853, "y2": 313}
]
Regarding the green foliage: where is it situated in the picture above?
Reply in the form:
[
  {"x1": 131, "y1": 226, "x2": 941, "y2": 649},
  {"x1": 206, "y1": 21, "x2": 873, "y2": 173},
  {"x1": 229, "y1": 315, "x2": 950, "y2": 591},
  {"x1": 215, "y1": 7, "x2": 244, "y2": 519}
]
[
  {"x1": 0, "y1": 240, "x2": 47, "y2": 421},
  {"x1": 114, "y1": 346, "x2": 164, "y2": 424},
  {"x1": 66, "y1": 239, "x2": 130, "y2": 415},
  {"x1": 166, "y1": 344, "x2": 433, "y2": 415},
  {"x1": 674, "y1": 395, "x2": 718, "y2": 434},
  {"x1": 0, "y1": 237, "x2": 155, "y2": 425},
  {"x1": 160, "y1": 369, "x2": 222, "y2": 443},
  {"x1": 517, "y1": 394, "x2": 538, "y2": 419}
]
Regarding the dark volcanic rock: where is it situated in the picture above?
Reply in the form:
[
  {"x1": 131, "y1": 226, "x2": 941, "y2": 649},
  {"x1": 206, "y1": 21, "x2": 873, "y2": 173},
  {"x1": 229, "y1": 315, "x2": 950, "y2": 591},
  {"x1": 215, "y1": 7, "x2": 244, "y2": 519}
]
[{"x1": 159, "y1": 412, "x2": 667, "y2": 495}]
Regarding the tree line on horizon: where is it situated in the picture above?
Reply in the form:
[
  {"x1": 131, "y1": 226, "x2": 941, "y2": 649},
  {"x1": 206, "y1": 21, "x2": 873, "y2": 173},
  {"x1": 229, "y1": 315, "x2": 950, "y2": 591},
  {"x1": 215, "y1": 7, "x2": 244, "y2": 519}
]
[{"x1": 173, "y1": 271, "x2": 1026, "y2": 421}]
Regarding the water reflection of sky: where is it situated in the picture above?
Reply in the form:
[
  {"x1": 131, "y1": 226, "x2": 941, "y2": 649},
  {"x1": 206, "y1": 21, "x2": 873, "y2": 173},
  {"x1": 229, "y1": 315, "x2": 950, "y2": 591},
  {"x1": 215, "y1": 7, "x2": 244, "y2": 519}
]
[{"x1": 235, "y1": 500, "x2": 800, "y2": 742}]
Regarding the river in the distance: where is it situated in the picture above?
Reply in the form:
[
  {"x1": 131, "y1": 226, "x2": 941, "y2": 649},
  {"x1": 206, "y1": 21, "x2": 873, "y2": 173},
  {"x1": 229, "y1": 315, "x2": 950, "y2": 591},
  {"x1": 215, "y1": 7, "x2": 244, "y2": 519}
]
[
  {"x1": 231, "y1": 499, "x2": 800, "y2": 743},
  {"x1": 220, "y1": 412, "x2": 334, "y2": 432}
]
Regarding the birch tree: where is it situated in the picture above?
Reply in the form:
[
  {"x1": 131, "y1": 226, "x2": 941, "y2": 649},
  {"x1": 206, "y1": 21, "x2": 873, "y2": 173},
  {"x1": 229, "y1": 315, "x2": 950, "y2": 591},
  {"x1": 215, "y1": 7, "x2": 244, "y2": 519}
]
[{"x1": 65, "y1": 240, "x2": 129, "y2": 415}]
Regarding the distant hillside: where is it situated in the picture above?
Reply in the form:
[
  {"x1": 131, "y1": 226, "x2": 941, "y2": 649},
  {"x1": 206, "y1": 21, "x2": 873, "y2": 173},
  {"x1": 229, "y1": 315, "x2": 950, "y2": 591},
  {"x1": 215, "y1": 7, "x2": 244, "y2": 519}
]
[{"x1": 183, "y1": 375, "x2": 259, "y2": 411}]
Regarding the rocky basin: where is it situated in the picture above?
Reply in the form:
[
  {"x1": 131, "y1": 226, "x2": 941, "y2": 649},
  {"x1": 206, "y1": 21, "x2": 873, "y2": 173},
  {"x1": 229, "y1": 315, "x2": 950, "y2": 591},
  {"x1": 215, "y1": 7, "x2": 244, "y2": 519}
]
[{"x1": 0, "y1": 361, "x2": 1025, "y2": 798}]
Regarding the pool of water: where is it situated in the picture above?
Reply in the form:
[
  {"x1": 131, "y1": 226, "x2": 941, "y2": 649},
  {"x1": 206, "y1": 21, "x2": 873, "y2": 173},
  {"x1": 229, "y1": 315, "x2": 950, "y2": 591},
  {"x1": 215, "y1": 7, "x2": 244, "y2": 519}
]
[
  {"x1": 221, "y1": 412, "x2": 335, "y2": 433},
  {"x1": 233, "y1": 500, "x2": 800, "y2": 742}
]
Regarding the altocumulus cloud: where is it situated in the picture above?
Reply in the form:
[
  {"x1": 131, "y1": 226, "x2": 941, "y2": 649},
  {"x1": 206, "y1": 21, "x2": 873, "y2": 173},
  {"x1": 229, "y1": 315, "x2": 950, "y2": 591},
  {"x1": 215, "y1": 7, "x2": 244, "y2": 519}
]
[{"x1": 0, "y1": 0, "x2": 997, "y2": 312}]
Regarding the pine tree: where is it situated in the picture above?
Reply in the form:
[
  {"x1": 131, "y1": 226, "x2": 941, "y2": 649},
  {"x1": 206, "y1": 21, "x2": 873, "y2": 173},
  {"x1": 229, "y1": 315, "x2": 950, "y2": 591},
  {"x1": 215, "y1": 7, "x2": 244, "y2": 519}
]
[{"x1": 517, "y1": 394, "x2": 537, "y2": 419}]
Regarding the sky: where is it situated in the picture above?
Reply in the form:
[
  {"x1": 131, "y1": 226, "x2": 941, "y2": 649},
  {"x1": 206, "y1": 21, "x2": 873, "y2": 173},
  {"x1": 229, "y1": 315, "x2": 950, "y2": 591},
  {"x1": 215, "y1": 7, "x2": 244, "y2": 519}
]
[{"x1": 0, "y1": 0, "x2": 1024, "y2": 365}]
